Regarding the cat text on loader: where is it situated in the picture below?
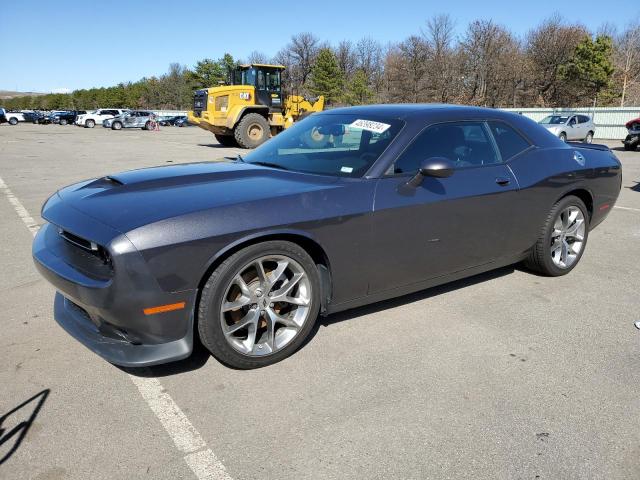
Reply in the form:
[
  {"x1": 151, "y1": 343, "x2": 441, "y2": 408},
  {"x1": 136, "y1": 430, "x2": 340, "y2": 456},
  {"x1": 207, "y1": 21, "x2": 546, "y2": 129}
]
[{"x1": 187, "y1": 64, "x2": 325, "y2": 148}]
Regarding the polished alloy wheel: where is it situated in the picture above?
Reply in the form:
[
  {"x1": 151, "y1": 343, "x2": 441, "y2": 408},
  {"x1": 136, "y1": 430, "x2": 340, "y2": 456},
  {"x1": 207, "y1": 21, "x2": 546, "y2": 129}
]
[
  {"x1": 550, "y1": 206, "x2": 585, "y2": 268},
  {"x1": 220, "y1": 255, "x2": 311, "y2": 356}
]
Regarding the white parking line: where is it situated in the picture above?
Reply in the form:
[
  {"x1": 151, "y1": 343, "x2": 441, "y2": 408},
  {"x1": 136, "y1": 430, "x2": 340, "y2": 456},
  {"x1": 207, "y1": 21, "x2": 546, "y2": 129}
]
[
  {"x1": 614, "y1": 205, "x2": 640, "y2": 213},
  {"x1": 0, "y1": 175, "x2": 232, "y2": 480}
]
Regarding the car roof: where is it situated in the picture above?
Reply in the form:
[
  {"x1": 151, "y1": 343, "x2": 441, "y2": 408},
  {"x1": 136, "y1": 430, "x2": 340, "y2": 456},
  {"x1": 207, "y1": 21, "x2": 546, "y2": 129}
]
[{"x1": 323, "y1": 104, "x2": 522, "y2": 121}]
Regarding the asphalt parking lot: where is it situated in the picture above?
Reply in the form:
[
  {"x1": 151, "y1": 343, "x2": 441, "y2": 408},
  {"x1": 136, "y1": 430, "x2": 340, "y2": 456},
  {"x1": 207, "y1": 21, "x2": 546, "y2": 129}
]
[{"x1": 1, "y1": 123, "x2": 639, "y2": 480}]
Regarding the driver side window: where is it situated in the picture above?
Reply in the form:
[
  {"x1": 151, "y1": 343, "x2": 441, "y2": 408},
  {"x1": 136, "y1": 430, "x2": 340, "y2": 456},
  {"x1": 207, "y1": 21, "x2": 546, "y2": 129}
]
[{"x1": 393, "y1": 121, "x2": 500, "y2": 174}]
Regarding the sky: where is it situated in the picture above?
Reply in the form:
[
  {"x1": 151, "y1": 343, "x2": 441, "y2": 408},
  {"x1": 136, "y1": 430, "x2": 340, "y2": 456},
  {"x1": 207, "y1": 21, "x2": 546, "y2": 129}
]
[{"x1": 1, "y1": 0, "x2": 637, "y2": 93}]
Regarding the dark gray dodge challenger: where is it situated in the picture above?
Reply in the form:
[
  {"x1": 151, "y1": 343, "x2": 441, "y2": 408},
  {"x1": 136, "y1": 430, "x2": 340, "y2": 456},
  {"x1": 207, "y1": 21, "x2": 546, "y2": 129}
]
[{"x1": 33, "y1": 105, "x2": 622, "y2": 369}]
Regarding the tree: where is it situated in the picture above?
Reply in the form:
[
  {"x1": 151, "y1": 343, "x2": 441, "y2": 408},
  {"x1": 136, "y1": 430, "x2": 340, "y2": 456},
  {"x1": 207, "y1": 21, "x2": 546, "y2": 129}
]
[
  {"x1": 309, "y1": 48, "x2": 343, "y2": 103},
  {"x1": 335, "y1": 40, "x2": 357, "y2": 79},
  {"x1": 614, "y1": 22, "x2": 640, "y2": 106},
  {"x1": 343, "y1": 69, "x2": 373, "y2": 105},
  {"x1": 188, "y1": 58, "x2": 226, "y2": 89},
  {"x1": 525, "y1": 15, "x2": 588, "y2": 106},
  {"x1": 560, "y1": 35, "x2": 615, "y2": 105},
  {"x1": 247, "y1": 50, "x2": 269, "y2": 64}
]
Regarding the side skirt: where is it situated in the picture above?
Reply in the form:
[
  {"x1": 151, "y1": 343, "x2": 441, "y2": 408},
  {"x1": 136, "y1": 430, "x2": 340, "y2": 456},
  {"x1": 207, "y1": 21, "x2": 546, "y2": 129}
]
[{"x1": 323, "y1": 252, "x2": 528, "y2": 316}]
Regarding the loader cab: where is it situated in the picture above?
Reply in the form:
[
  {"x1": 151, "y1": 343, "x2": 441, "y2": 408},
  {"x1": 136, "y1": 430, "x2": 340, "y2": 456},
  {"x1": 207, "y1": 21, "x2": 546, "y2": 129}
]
[{"x1": 230, "y1": 64, "x2": 284, "y2": 111}]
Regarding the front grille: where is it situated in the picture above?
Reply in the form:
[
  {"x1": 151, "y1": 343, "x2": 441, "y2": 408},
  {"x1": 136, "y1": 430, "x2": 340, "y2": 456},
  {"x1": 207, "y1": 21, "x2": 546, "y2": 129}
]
[
  {"x1": 58, "y1": 229, "x2": 113, "y2": 270},
  {"x1": 193, "y1": 90, "x2": 208, "y2": 115}
]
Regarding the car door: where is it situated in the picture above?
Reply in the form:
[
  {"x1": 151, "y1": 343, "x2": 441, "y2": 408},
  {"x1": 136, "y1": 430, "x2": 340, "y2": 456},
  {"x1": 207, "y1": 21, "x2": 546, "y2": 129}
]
[
  {"x1": 125, "y1": 111, "x2": 137, "y2": 127},
  {"x1": 567, "y1": 115, "x2": 579, "y2": 140},
  {"x1": 369, "y1": 121, "x2": 519, "y2": 294}
]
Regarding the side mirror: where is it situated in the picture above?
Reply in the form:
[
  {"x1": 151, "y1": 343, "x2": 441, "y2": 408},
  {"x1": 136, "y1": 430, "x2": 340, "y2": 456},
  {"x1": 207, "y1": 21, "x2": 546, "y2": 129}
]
[{"x1": 407, "y1": 157, "x2": 455, "y2": 188}]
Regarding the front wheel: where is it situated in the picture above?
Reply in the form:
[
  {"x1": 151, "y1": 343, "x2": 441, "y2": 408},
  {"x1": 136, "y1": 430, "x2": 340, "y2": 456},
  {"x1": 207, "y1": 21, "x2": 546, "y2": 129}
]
[
  {"x1": 8, "y1": 117, "x2": 18, "y2": 125},
  {"x1": 559, "y1": 132, "x2": 567, "y2": 142},
  {"x1": 59, "y1": 119, "x2": 68, "y2": 126},
  {"x1": 198, "y1": 241, "x2": 321, "y2": 369},
  {"x1": 234, "y1": 113, "x2": 270, "y2": 148},
  {"x1": 85, "y1": 119, "x2": 95, "y2": 128},
  {"x1": 111, "y1": 121, "x2": 122, "y2": 130},
  {"x1": 524, "y1": 195, "x2": 589, "y2": 276}
]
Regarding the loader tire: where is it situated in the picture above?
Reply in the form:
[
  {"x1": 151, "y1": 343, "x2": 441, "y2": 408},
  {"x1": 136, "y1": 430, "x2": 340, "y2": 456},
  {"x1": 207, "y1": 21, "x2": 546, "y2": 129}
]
[{"x1": 234, "y1": 113, "x2": 270, "y2": 149}]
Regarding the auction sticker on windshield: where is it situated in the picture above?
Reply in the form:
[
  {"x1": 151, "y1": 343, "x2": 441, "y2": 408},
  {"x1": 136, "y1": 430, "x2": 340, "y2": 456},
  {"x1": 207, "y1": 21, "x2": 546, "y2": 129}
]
[{"x1": 350, "y1": 119, "x2": 391, "y2": 134}]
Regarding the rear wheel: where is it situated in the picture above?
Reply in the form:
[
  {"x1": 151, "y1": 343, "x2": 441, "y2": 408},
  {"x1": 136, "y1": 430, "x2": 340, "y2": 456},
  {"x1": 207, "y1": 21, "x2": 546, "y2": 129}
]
[
  {"x1": 85, "y1": 119, "x2": 95, "y2": 128},
  {"x1": 234, "y1": 113, "x2": 270, "y2": 149},
  {"x1": 559, "y1": 132, "x2": 567, "y2": 142},
  {"x1": 214, "y1": 134, "x2": 238, "y2": 147},
  {"x1": 524, "y1": 195, "x2": 589, "y2": 276},
  {"x1": 584, "y1": 131, "x2": 593, "y2": 143},
  {"x1": 198, "y1": 241, "x2": 321, "y2": 369}
]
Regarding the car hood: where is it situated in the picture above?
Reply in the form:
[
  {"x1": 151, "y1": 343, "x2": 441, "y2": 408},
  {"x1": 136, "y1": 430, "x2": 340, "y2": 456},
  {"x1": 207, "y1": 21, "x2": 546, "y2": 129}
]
[{"x1": 53, "y1": 161, "x2": 341, "y2": 233}]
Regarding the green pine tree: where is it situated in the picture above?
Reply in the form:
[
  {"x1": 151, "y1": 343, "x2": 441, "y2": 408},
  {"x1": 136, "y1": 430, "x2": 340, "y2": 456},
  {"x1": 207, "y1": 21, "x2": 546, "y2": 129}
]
[
  {"x1": 559, "y1": 35, "x2": 615, "y2": 105},
  {"x1": 309, "y1": 48, "x2": 344, "y2": 104},
  {"x1": 343, "y1": 69, "x2": 374, "y2": 105}
]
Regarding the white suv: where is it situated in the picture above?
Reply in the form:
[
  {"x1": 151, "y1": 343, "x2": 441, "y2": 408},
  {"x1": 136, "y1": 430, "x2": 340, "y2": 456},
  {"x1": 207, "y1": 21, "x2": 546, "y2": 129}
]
[{"x1": 76, "y1": 109, "x2": 128, "y2": 128}]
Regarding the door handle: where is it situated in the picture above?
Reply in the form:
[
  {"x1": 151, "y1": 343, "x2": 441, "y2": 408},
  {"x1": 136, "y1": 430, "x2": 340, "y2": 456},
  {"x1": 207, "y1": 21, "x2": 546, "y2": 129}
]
[{"x1": 495, "y1": 177, "x2": 510, "y2": 186}]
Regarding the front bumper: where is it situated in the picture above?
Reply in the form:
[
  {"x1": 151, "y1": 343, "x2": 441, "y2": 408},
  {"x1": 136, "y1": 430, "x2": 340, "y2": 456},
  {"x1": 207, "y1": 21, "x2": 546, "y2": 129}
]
[
  {"x1": 32, "y1": 213, "x2": 196, "y2": 367},
  {"x1": 52, "y1": 293, "x2": 193, "y2": 367}
]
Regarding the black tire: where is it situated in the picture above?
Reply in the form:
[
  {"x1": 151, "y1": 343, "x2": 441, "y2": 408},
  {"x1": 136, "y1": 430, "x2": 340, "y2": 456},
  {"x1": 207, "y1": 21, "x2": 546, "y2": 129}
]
[
  {"x1": 559, "y1": 132, "x2": 567, "y2": 142},
  {"x1": 59, "y1": 119, "x2": 68, "y2": 126},
  {"x1": 624, "y1": 143, "x2": 637, "y2": 151},
  {"x1": 111, "y1": 121, "x2": 122, "y2": 130},
  {"x1": 214, "y1": 134, "x2": 238, "y2": 147},
  {"x1": 234, "y1": 113, "x2": 270, "y2": 149},
  {"x1": 524, "y1": 195, "x2": 589, "y2": 276},
  {"x1": 85, "y1": 119, "x2": 95, "y2": 128},
  {"x1": 143, "y1": 121, "x2": 151, "y2": 130},
  {"x1": 8, "y1": 117, "x2": 18, "y2": 125},
  {"x1": 584, "y1": 131, "x2": 593, "y2": 144},
  {"x1": 198, "y1": 241, "x2": 321, "y2": 369}
]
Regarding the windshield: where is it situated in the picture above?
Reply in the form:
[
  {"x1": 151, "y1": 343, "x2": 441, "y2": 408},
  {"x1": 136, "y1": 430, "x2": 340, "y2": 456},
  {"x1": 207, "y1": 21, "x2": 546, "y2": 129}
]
[
  {"x1": 539, "y1": 115, "x2": 569, "y2": 125},
  {"x1": 242, "y1": 114, "x2": 404, "y2": 177}
]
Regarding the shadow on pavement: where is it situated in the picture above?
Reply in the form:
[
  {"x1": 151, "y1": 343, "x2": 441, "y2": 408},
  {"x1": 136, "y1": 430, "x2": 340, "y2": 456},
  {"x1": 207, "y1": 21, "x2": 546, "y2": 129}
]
[
  {"x1": 0, "y1": 389, "x2": 50, "y2": 466},
  {"x1": 305, "y1": 265, "x2": 517, "y2": 345},
  {"x1": 126, "y1": 265, "x2": 517, "y2": 376}
]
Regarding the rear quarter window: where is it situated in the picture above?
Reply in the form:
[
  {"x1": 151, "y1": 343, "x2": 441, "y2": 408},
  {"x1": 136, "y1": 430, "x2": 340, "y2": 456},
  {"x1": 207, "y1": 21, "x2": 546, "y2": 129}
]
[{"x1": 488, "y1": 121, "x2": 531, "y2": 161}]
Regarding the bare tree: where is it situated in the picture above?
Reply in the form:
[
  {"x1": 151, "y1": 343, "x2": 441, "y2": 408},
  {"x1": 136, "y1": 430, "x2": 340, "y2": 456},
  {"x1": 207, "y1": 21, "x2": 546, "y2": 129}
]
[
  {"x1": 335, "y1": 40, "x2": 358, "y2": 79},
  {"x1": 422, "y1": 14, "x2": 457, "y2": 102},
  {"x1": 355, "y1": 37, "x2": 385, "y2": 95},
  {"x1": 247, "y1": 51, "x2": 269, "y2": 64},
  {"x1": 524, "y1": 15, "x2": 587, "y2": 106},
  {"x1": 287, "y1": 32, "x2": 320, "y2": 89},
  {"x1": 459, "y1": 20, "x2": 516, "y2": 106},
  {"x1": 614, "y1": 21, "x2": 640, "y2": 106}
]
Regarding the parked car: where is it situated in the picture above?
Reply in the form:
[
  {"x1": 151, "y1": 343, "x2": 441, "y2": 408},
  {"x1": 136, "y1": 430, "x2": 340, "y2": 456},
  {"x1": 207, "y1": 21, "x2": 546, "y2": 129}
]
[
  {"x1": 37, "y1": 111, "x2": 68, "y2": 125},
  {"x1": 50, "y1": 110, "x2": 87, "y2": 125},
  {"x1": 103, "y1": 110, "x2": 155, "y2": 130},
  {"x1": 0, "y1": 107, "x2": 6, "y2": 124},
  {"x1": 159, "y1": 115, "x2": 187, "y2": 126},
  {"x1": 5, "y1": 111, "x2": 27, "y2": 125},
  {"x1": 538, "y1": 114, "x2": 595, "y2": 143},
  {"x1": 623, "y1": 117, "x2": 640, "y2": 151},
  {"x1": 76, "y1": 109, "x2": 127, "y2": 128},
  {"x1": 22, "y1": 111, "x2": 42, "y2": 123},
  {"x1": 32, "y1": 105, "x2": 622, "y2": 369},
  {"x1": 174, "y1": 116, "x2": 190, "y2": 127}
]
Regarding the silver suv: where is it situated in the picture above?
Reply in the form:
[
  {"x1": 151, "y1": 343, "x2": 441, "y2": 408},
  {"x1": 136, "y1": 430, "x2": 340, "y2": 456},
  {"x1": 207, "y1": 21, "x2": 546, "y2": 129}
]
[
  {"x1": 539, "y1": 114, "x2": 595, "y2": 143},
  {"x1": 103, "y1": 110, "x2": 155, "y2": 130}
]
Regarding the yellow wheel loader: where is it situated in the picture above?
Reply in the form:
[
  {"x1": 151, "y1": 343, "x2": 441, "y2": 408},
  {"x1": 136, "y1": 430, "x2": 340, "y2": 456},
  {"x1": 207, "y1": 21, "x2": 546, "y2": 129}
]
[{"x1": 187, "y1": 64, "x2": 324, "y2": 148}]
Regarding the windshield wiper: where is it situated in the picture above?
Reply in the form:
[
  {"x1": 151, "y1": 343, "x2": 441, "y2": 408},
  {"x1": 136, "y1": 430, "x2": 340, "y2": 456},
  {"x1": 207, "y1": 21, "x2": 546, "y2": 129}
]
[
  {"x1": 224, "y1": 154, "x2": 245, "y2": 163},
  {"x1": 251, "y1": 161, "x2": 289, "y2": 171}
]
